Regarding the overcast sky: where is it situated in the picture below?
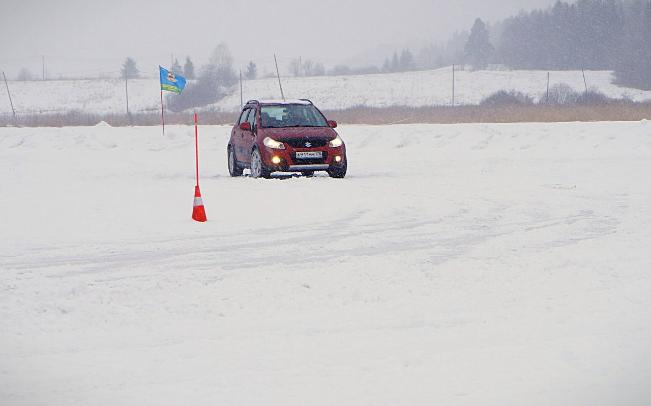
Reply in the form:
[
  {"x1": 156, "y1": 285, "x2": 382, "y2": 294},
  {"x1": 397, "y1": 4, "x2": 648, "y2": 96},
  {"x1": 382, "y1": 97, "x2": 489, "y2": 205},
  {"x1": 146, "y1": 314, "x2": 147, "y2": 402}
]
[{"x1": 0, "y1": 0, "x2": 560, "y2": 78}]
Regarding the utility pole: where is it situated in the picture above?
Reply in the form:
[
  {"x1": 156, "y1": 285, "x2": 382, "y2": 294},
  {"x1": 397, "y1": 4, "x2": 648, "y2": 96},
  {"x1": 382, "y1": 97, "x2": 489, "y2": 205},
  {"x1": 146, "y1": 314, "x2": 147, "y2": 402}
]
[
  {"x1": 239, "y1": 70, "x2": 243, "y2": 109},
  {"x1": 3, "y1": 71, "x2": 18, "y2": 126},
  {"x1": 42, "y1": 55, "x2": 45, "y2": 80},
  {"x1": 124, "y1": 68, "x2": 130, "y2": 118},
  {"x1": 581, "y1": 69, "x2": 588, "y2": 97},
  {"x1": 546, "y1": 72, "x2": 550, "y2": 103},
  {"x1": 452, "y1": 64, "x2": 455, "y2": 106}
]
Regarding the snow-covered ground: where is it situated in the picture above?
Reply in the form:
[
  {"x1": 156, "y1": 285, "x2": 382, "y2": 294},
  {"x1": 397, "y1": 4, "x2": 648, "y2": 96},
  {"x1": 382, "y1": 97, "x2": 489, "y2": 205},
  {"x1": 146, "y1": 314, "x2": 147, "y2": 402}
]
[
  {"x1": 0, "y1": 78, "x2": 160, "y2": 116},
  {"x1": 1, "y1": 68, "x2": 650, "y2": 117},
  {"x1": 219, "y1": 68, "x2": 651, "y2": 111},
  {"x1": 1, "y1": 121, "x2": 651, "y2": 405}
]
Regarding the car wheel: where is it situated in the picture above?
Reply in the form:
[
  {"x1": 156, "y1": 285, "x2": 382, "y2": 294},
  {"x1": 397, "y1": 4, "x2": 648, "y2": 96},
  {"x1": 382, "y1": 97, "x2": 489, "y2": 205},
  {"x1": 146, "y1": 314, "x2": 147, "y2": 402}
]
[
  {"x1": 327, "y1": 159, "x2": 347, "y2": 178},
  {"x1": 250, "y1": 148, "x2": 271, "y2": 179},
  {"x1": 228, "y1": 146, "x2": 243, "y2": 177}
]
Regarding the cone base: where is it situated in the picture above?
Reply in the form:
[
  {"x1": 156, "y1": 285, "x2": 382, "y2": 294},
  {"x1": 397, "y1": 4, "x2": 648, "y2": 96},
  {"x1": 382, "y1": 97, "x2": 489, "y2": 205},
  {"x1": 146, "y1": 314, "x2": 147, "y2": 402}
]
[
  {"x1": 192, "y1": 185, "x2": 207, "y2": 222},
  {"x1": 192, "y1": 206, "x2": 207, "y2": 222}
]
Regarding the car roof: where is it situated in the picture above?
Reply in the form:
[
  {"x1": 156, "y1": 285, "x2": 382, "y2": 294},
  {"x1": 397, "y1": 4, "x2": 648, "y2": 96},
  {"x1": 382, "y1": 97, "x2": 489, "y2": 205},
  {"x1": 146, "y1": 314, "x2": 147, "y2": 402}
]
[{"x1": 246, "y1": 99, "x2": 313, "y2": 106}]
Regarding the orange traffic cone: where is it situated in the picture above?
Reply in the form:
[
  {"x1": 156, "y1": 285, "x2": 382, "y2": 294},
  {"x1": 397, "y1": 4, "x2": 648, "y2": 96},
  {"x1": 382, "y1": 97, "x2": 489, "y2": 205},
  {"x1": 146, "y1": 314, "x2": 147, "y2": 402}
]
[{"x1": 192, "y1": 185, "x2": 207, "y2": 222}]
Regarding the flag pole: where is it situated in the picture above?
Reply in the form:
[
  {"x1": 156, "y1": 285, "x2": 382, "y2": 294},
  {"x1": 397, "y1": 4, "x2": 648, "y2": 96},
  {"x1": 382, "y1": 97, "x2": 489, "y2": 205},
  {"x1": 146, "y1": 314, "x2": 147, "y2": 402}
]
[
  {"x1": 160, "y1": 89, "x2": 165, "y2": 135},
  {"x1": 191, "y1": 109, "x2": 207, "y2": 222},
  {"x1": 194, "y1": 111, "x2": 199, "y2": 187}
]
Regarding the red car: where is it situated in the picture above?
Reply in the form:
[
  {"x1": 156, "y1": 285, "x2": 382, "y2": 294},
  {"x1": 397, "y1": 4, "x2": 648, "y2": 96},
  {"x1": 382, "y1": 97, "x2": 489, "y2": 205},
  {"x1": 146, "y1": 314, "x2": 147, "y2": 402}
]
[{"x1": 227, "y1": 99, "x2": 347, "y2": 178}]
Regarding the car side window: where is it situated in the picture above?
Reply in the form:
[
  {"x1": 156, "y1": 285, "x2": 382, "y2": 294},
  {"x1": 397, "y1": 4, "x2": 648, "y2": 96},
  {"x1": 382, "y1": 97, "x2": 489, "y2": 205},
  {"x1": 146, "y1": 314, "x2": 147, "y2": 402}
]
[
  {"x1": 238, "y1": 109, "x2": 250, "y2": 125},
  {"x1": 247, "y1": 108, "x2": 257, "y2": 129}
]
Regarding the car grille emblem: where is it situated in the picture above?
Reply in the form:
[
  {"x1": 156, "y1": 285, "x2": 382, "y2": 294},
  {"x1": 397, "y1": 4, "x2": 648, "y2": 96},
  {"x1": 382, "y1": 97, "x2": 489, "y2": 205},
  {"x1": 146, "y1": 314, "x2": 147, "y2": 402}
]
[{"x1": 305, "y1": 142, "x2": 312, "y2": 148}]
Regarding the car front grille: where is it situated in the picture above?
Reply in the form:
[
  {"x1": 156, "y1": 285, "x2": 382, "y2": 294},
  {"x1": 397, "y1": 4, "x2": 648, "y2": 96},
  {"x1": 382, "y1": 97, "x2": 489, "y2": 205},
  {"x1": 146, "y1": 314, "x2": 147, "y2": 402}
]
[{"x1": 282, "y1": 138, "x2": 329, "y2": 148}]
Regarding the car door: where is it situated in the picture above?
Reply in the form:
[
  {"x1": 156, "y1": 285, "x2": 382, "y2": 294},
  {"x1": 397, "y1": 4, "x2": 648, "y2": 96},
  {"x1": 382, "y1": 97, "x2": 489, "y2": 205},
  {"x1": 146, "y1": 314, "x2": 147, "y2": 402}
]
[
  {"x1": 241, "y1": 107, "x2": 257, "y2": 164},
  {"x1": 233, "y1": 108, "x2": 250, "y2": 162}
]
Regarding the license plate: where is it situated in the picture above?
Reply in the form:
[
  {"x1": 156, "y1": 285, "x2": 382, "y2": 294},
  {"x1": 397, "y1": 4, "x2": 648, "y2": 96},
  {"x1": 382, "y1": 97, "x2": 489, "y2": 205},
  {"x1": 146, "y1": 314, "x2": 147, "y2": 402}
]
[{"x1": 296, "y1": 151, "x2": 322, "y2": 159}]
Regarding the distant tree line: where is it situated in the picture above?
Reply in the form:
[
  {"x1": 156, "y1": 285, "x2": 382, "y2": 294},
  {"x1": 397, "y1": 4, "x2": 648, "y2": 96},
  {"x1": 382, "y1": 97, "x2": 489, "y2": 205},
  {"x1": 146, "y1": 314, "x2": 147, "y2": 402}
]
[
  {"x1": 494, "y1": 0, "x2": 651, "y2": 89},
  {"x1": 380, "y1": 49, "x2": 416, "y2": 73},
  {"x1": 415, "y1": 32, "x2": 469, "y2": 70},
  {"x1": 289, "y1": 58, "x2": 326, "y2": 77},
  {"x1": 377, "y1": 0, "x2": 651, "y2": 90},
  {"x1": 287, "y1": 58, "x2": 381, "y2": 77}
]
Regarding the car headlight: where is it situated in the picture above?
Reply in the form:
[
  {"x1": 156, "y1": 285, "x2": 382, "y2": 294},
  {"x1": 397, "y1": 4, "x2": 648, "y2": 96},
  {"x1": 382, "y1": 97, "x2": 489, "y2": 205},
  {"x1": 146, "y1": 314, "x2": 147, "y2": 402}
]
[
  {"x1": 329, "y1": 135, "x2": 344, "y2": 148},
  {"x1": 263, "y1": 137, "x2": 285, "y2": 150}
]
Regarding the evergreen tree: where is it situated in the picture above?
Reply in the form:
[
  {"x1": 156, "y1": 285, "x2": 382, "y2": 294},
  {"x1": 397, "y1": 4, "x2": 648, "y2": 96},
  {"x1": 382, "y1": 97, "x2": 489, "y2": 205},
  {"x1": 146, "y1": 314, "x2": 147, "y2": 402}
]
[
  {"x1": 171, "y1": 58, "x2": 182, "y2": 75},
  {"x1": 494, "y1": 0, "x2": 625, "y2": 70},
  {"x1": 183, "y1": 57, "x2": 195, "y2": 79},
  {"x1": 399, "y1": 49, "x2": 415, "y2": 71},
  {"x1": 390, "y1": 52, "x2": 400, "y2": 72},
  {"x1": 615, "y1": 0, "x2": 651, "y2": 89},
  {"x1": 245, "y1": 61, "x2": 257, "y2": 80},
  {"x1": 464, "y1": 18, "x2": 493, "y2": 69},
  {"x1": 121, "y1": 57, "x2": 139, "y2": 79},
  {"x1": 382, "y1": 57, "x2": 391, "y2": 72}
]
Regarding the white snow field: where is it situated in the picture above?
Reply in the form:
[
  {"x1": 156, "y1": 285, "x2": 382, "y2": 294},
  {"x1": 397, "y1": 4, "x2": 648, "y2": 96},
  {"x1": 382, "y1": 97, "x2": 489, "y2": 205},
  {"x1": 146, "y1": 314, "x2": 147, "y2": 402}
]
[
  {"x1": 1, "y1": 68, "x2": 651, "y2": 117},
  {"x1": 1, "y1": 121, "x2": 651, "y2": 405}
]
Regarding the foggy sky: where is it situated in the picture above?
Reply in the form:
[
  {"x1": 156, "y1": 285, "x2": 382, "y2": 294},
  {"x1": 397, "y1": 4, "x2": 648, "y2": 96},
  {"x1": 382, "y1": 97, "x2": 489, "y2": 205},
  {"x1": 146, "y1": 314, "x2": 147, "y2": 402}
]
[{"x1": 0, "y1": 0, "x2": 560, "y2": 78}]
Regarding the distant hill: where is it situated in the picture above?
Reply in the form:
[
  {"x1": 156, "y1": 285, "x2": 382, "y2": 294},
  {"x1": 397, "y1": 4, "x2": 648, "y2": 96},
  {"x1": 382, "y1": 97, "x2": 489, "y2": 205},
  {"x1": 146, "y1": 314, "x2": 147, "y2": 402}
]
[{"x1": 1, "y1": 68, "x2": 650, "y2": 118}]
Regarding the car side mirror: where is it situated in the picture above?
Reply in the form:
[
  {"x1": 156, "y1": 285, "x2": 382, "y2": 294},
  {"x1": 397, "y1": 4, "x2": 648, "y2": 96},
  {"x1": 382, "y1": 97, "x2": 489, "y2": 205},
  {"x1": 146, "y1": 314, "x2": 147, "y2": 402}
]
[
  {"x1": 327, "y1": 120, "x2": 338, "y2": 128},
  {"x1": 239, "y1": 122, "x2": 251, "y2": 131}
]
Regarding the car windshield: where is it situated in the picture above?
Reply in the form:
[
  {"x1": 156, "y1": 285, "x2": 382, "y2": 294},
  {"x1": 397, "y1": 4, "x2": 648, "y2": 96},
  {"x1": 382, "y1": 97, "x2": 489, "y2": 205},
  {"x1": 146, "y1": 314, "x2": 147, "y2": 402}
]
[{"x1": 260, "y1": 104, "x2": 328, "y2": 128}]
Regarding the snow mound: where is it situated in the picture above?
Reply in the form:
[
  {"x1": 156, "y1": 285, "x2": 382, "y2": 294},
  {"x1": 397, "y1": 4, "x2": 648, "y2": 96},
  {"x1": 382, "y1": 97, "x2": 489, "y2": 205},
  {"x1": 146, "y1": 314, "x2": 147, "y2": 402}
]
[{"x1": 94, "y1": 120, "x2": 111, "y2": 127}]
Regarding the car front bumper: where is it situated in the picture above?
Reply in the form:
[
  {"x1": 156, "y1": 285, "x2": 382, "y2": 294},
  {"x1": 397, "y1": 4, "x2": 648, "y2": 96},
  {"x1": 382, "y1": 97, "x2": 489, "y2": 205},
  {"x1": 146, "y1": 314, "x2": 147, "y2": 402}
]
[{"x1": 261, "y1": 145, "x2": 346, "y2": 172}]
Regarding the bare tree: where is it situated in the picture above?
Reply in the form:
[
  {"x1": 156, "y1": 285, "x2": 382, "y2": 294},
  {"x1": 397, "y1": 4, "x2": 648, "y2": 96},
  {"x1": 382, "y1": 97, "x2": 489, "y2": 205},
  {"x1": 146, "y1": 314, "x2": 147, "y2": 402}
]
[
  {"x1": 289, "y1": 58, "x2": 325, "y2": 77},
  {"x1": 209, "y1": 43, "x2": 234, "y2": 70},
  {"x1": 289, "y1": 58, "x2": 302, "y2": 77},
  {"x1": 168, "y1": 43, "x2": 236, "y2": 112}
]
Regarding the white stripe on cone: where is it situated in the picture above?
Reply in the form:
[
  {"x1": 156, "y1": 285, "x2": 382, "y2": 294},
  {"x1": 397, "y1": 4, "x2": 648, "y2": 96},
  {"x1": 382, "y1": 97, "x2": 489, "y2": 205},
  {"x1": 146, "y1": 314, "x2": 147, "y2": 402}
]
[{"x1": 194, "y1": 197, "x2": 204, "y2": 206}]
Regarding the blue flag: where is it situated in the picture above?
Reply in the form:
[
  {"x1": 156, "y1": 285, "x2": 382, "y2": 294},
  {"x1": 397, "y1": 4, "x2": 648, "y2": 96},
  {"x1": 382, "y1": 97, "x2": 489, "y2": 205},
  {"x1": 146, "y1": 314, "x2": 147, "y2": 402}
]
[{"x1": 159, "y1": 66, "x2": 187, "y2": 94}]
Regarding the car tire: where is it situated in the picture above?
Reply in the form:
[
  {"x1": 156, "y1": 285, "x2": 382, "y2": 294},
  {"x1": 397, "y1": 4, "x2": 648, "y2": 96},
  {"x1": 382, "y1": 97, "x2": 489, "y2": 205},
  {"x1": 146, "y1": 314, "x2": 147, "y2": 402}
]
[
  {"x1": 228, "y1": 146, "x2": 243, "y2": 177},
  {"x1": 302, "y1": 171, "x2": 315, "y2": 177},
  {"x1": 250, "y1": 148, "x2": 271, "y2": 179},
  {"x1": 327, "y1": 159, "x2": 347, "y2": 178}
]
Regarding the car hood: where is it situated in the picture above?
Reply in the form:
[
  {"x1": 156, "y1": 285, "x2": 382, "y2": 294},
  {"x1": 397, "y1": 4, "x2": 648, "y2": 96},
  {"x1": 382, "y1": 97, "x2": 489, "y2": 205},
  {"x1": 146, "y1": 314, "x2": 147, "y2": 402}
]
[{"x1": 261, "y1": 127, "x2": 337, "y2": 140}]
